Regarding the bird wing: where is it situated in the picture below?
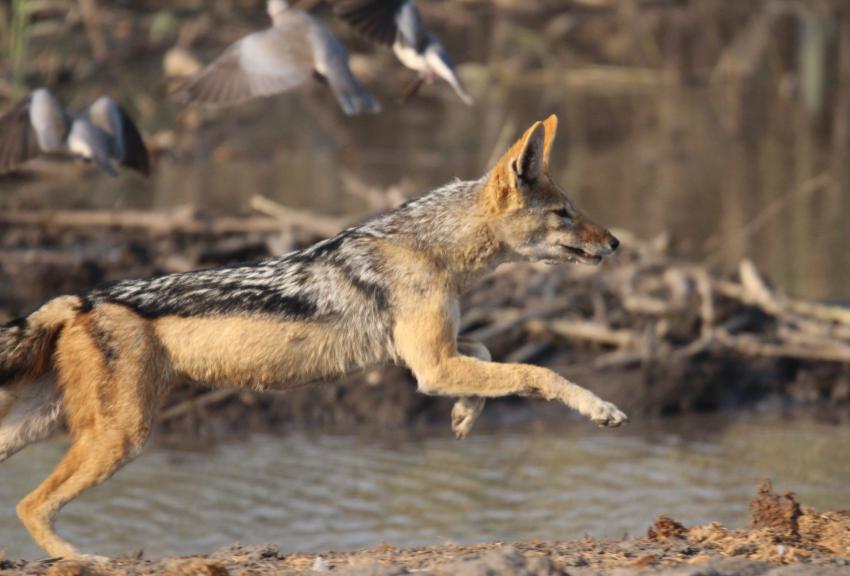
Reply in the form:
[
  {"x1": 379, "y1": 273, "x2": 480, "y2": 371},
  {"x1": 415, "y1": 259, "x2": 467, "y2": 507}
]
[
  {"x1": 395, "y1": 1, "x2": 426, "y2": 50},
  {"x1": 28, "y1": 88, "x2": 69, "y2": 152},
  {"x1": 331, "y1": 0, "x2": 414, "y2": 47},
  {"x1": 67, "y1": 117, "x2": 118, "y2": 177},
  {"x1": 84, "y1": 97, "x2": 151, "y2": 176},
  {"x1": 179, "y1": 26, "x2": 314, "y2": 106},
  {"x1": 425, "y1": 40, "x2": 473, "y2": 105},
  {"x1": 308, "y1": 17, "x2": 381, "y2": 115},
  {"x1": 0, "y1": 97, "x2": 42, "y2": 174}
]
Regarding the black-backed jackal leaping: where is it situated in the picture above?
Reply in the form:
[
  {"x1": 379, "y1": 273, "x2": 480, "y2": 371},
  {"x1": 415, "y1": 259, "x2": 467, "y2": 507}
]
[{"x1": 0, "y1": 115, "x2": 625, "y2": 559}]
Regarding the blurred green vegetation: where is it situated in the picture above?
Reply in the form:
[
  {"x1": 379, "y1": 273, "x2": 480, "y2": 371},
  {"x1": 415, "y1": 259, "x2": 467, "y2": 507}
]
[{"x1": 10, "y1": 0, "x2": 29, "y2": 95}]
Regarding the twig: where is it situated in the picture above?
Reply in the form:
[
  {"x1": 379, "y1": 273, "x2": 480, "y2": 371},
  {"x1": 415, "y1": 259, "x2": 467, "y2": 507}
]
[
  {"x1": 0, "y1": 207, "x2": 285, "y2": 234},
  {"x1": 465, "y1": 302, "x2": 566, "y2": 342},
  {"x1": 158, "y1": 390, "x2": 239, "y2": 423},
  {"x1": 715, "y1": 330, "x2": 850, "y2": 363},
  {"x1": 704, "y1": 173, "x2": 832, "y2": 265},
  {"x1": 504, "y1": 341, "x2": 550, "y2": 364},
  {"x1": 486, "y1": 119, "x2": 518, "y2": 169},
  {"x1": 737, "y1": 259, "x2": 850, "y2": 325},
  {"x1": 341, "y1": 170, "x2": 406, "y2": 211},
  {"x1": 538, "y1": 319, "x2": 643, "y2": 349},
  {"x1": 250, "y1": 195, "x2": 347, "y2": 238},
  {"x1": 694, "y1": 269, "x2": 715, "y2": 339},
  {"x1": 77, "y1": 0, "x2": 108, "y2": 62}
]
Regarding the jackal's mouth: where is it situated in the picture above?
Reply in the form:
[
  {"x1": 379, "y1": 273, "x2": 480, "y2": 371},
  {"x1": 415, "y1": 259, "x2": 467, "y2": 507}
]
[{"x1": 561, "y1": 246, "x2": 603, "y2": 265}]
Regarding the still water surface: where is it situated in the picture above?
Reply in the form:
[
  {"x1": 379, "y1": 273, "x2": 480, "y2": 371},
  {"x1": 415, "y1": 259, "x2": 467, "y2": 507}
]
[{"x1": 1, "y1": 413, "x2": 848, "y2": 559}]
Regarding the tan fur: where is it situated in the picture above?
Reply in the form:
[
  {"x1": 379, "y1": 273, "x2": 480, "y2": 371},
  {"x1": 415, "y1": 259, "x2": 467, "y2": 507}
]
[
  {"x1": 0, "y1": 372, "x2": 63, "y2": 462},
  {"x1": 450, "y1": 338, "x2": 491, "y2": 439},
  {"x1": 3, "y1": 116, "x2": 626, "y2": 559},
  {"x1": 17, "y1": 305, "x2": 167, "y2": 559},
  {"x1": 154, "y1": 315, "x2": 388, "y2": 390},
  {"x1": 391, "y1": 290, "x2": 621, "y2": 422},
  {"x1": 483, "y1": 121, "x2": 544, "y2": 214}
]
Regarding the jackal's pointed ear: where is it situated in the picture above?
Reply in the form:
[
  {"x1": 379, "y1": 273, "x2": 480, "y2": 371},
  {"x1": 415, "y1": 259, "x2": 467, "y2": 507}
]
[
  {"x1": 511, "y1": 121, "x2": 546, "y2": 186},
  {"x1": 485, "y1": 119, "x2": 548, "y2": 212},
  {"x1": 542, "y1": 114, "x2": 558, "y2": 169}
]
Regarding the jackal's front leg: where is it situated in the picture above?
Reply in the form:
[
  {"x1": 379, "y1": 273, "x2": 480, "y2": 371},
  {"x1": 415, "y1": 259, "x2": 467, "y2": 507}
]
[
  {"x1": 429, "y1": 358, "x2": 626, "y2": 427},
  {"x1": 395, "y1": 306, "x2": 627, "y2": 428}
]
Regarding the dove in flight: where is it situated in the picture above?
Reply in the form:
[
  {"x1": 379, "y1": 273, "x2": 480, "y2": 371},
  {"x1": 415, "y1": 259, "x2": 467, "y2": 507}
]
[
  {"x1": 180, "y1": 0, "x2": 381, "y2": 115},
  {"x1": 330, "y1": 0, "x2": 472, "y2": 105},
  {"x1": 0, "y1": 88, "x2": 150, "y2": 177}
]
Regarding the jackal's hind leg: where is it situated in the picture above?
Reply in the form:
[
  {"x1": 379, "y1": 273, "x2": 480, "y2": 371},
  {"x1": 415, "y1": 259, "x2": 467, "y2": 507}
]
[
  {"x1": 450, "y1": 339, "x2": 490, "y2": 438},
  {"x1": 16, "y1": 426, "x2": 147, "y2": 559},
  {"x1": 16, "y1": 305, "x2": 165, "y2": 558}
]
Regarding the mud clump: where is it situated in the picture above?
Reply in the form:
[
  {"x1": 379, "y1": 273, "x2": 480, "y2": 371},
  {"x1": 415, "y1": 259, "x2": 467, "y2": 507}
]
[
  {"x1": 749, "y1": 480, "x2": 802, "y2": 538},
  {"x1": 647, "y1": 515, "x2": 689, "y2": 540},
  {"x1": 688, "y1": 482, "x2": 850, "y2": 563}
]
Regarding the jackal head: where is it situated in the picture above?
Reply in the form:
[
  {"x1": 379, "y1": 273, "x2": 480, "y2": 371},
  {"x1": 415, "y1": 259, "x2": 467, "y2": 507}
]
[{"x1": 483, "y1": 115, "x2": 619, "y2": 266}]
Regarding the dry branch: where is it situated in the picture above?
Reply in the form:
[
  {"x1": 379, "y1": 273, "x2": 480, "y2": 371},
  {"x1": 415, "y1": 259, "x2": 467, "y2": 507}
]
[
  {"x1": 539, "y1": 319, "x2": 643, "y2": 349},
  {"x1": 158, "y1": 390, "x2": 238, "y2": 423},
  {"x1": 0, "y1": 207, "x2": 284, "y2": 234},
  {"x1": 715, "y1": 331, "x2": 850, "y2": 363},
  {"x1": 250, "y1": 195, "x2": 348, "y2": 237}
]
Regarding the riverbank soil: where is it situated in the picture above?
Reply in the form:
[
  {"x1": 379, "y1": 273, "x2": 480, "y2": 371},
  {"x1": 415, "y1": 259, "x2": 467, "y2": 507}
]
[{"x1": 1, "y1": 483, "x2": 847, "y2": 575}]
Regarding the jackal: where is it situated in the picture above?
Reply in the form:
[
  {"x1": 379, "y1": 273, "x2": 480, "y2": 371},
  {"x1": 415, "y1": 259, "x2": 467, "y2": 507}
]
[{"x1": 0, "y1": 115, "x2": 626, "y2": 558}]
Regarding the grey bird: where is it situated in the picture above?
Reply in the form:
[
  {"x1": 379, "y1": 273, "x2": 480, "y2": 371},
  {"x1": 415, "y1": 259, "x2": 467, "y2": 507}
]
[
  {"x1": 180, "y1": 0, "x2": 380, "y2": 115},
  {"x1": 0, "y1": 88, "x2": 151, "y2": 177},
  {"x1": 330, "y1": 0, "x2": 473, "y2": 105}
]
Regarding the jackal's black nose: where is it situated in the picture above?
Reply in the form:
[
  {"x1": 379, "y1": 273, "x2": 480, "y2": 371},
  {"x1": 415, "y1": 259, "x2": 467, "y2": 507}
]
[{"x1": 608, "y1": 235, "x2": 620, "y2": 252}]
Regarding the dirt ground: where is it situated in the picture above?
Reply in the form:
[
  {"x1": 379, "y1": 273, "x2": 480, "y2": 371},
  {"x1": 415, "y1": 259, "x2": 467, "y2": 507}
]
[{"x1": 1, "y1": 483, "x2": 847, "y2": 575}]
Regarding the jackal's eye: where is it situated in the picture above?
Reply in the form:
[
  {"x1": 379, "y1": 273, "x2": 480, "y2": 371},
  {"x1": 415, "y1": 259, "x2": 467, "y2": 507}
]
[{"x1": 553, "y1": 208, "x2": 571, "y2": 220}]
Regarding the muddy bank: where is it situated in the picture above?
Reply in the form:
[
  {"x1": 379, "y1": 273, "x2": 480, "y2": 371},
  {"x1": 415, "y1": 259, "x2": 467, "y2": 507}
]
[{"x1": 1, "y1": 483, "x2": 848, "y2": 575}]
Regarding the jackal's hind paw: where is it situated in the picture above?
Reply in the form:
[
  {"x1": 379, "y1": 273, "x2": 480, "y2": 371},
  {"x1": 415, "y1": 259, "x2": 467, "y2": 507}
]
[{"x1": 589, "y1": 400, "x2": 628, "y2": 428}]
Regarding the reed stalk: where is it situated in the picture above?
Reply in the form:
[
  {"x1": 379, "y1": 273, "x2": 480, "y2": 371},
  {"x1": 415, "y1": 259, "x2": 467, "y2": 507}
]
[{"x1": 10, "y1": 0, "x2": 30, "y2": 96}]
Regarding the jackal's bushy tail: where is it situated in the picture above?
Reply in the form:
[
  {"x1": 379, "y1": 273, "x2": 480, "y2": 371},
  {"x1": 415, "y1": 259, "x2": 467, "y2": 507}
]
[
  {"x1": 0, "y1": 296, "x2": 79, "y2": 386},
  {"x1": 0, "y1": 296, "x2": 79, "y2": 462}
]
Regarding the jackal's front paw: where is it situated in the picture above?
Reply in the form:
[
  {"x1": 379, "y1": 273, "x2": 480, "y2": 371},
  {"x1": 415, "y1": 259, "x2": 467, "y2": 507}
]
[
  {"x1": 451, "y1": 397, "x2": 485, "y2": 439},
  {"x1": 588, "y1": 400, "x2": 628, "y2": 428}
]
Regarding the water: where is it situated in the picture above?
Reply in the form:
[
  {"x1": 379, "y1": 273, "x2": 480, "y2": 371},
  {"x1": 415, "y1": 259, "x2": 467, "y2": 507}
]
[{"x1": 1, "y1": 413, "x2": 848, "y2": 559}]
